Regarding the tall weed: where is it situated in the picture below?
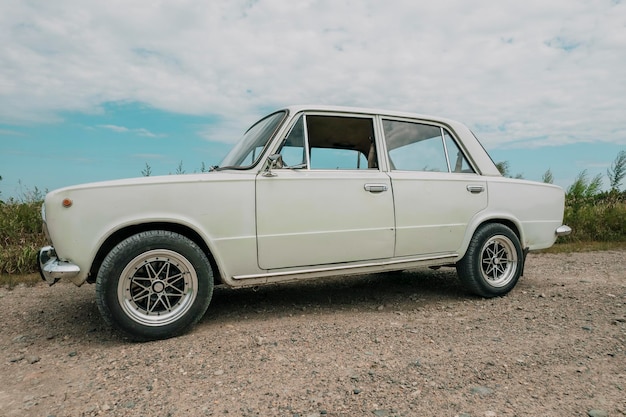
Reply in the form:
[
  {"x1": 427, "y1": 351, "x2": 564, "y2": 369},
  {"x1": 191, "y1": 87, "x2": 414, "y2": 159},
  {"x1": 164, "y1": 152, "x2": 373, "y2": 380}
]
[
  {"x1": 0, "y1": 200, "x2": 46, "y2": 274},
  {"x1": 562, "y1": 191, "x2": 626, "y2": 242}
]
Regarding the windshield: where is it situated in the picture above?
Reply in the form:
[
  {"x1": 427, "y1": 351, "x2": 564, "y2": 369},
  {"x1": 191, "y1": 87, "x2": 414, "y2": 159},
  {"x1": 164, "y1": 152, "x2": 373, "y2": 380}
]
[{"x1": 219, "y1": 111, "x2": 287, "y2": 169}]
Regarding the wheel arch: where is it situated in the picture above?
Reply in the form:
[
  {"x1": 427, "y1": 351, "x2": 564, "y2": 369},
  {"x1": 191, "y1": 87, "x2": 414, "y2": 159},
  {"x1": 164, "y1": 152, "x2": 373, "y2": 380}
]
[
  {"x1": 479, "y1": 218, "x2": 521, "y2": 240},
  {"x1": 87, "y1": 222, "x2": 223, "y2": 285},
  {"x1": 460, "y1": 215, "x2": 524, "y2": 259}
]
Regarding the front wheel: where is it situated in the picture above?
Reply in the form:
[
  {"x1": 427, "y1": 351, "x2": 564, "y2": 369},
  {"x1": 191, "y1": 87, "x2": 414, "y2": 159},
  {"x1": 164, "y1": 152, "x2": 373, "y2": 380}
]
[
  {"x1": 95, "y1": 231, "x2": 214, "y2": 341},
  {"x1": 456, "y1": 223, "x2": 523, "y2": 298}
]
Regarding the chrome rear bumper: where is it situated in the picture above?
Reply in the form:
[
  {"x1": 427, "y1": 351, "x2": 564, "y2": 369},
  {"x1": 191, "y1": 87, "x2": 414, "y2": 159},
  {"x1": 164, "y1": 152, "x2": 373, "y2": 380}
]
[
  {"x1": 555, "y1": 225, "x2": 572, "y2": 237},
  {"x1": 38, "y1": 246, "x2": 80, "y2": 286}
]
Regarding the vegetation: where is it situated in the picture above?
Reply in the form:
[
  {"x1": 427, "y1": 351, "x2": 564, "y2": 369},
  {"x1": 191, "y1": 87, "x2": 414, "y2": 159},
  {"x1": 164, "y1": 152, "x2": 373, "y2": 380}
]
[
  {"x1": 541, "y1": 168, "x2": 554, "y2": 184},
  {"x1": 561, "y1": 169, "x2": 626, "y2": 243},
  {"x1": 607, "y1": 150, "x2": 626, "y2": 191},
  {"x1": 0, "y1": 153, "x2": 625, "y2": 285},
  {"x1": 495, "y1": 161, "x2": 523, "y2": 179},
  {"x1": 141, "y1": 162, "x2": 152, "y2": 177},
  {"x1": 0, "y1": 196, "x2": 47, "y2": 277},
  {"x1": 141, "y1": 161, "x2": 210, "y2": 177}
]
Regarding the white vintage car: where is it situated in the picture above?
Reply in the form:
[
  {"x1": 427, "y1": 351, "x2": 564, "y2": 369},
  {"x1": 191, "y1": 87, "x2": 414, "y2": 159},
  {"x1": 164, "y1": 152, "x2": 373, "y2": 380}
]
[{"x1": 39, "y1": 105, "x2": 570, "y2": 340}]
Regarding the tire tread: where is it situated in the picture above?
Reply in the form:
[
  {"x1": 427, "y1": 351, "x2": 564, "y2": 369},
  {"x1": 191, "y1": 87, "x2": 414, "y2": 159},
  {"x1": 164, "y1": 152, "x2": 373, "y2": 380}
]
[{"x1": 456, "y1": 223, "x2": 523, "y2": 298}]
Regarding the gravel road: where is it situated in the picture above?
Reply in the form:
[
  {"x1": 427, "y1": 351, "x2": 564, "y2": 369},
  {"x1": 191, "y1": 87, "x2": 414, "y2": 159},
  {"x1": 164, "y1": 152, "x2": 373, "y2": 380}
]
[{"x1": 1, "y1": 250, "x2": 625, "y2": 417}]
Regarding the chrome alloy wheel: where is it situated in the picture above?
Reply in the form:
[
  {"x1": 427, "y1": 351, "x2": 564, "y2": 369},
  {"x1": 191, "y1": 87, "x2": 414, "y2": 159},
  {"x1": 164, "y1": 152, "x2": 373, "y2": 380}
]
[
  {"x1": 479, "y1": 235, "x2": 518, "y2": 288},
  {"x1": 117, "y1": 249, "x2": 198, "y2": 327}
]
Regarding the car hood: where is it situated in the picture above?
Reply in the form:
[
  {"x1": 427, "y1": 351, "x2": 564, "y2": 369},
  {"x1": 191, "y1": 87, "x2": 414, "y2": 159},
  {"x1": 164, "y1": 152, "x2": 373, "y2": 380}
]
[{"x1": 46, "y1": 171, "x2": 252, "y2": 197}]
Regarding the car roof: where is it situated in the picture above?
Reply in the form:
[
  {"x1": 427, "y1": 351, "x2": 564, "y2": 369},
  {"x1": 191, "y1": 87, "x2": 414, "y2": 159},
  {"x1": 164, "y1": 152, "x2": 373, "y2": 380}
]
[{"x1": 282, "y1": 104, "x2": 460, "y2": 125}]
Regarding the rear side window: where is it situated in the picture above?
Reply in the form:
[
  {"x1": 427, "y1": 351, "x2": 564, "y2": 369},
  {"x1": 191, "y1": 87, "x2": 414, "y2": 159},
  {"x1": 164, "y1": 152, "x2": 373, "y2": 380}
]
[
  {"x1": 382, "y1": 119, "x2": 473, "y2": 173},
  {"x1": 444, "y1": 131, "x2": 473, "y2": 173}
]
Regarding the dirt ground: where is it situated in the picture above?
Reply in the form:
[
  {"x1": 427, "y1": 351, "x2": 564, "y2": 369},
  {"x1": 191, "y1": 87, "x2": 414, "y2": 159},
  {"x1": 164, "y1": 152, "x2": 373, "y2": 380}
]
[{"x1": 0, "y1": 250, "x2": 624, "y2": 417}]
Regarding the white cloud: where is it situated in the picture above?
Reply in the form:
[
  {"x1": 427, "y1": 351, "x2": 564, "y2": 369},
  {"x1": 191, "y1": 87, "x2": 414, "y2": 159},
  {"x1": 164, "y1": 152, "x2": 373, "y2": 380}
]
[
  {"x1": 135, "y1": 128, "x2": 161, "y2": 138},
  {"x1": 0, "y1": 0, "x2": 624, "y2": 148},
  {"x1": 98, "y1": 124, "x2": 163, "y2": 138},
  {"x1": 0, "y1": 129, "x2": 26, "y2": 137},
  {"x1": 99, "y1": 124, "x2": 130, "y2": 133}
]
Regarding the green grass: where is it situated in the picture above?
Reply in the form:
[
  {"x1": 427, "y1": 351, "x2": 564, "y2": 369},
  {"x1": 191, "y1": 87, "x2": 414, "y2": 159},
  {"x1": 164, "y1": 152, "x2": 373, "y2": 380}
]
[
  {"x1": 0, "y1": 200, "x2": 47, "y2": 276},
  {"x1": 540, "y1": 241, "x2": 626, "y2": 254},
  {"x1": 561, "y1": 197, "x2": 626, "y2": 243},
  {"x1": 0, "y1": 273, "x2": 42, "y2": 288}
]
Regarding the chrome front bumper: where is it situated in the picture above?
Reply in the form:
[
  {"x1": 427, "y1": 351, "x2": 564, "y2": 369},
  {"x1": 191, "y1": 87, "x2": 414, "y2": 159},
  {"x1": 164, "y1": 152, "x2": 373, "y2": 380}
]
[
  {"x1": 38, "y1": 246, "x2": 80, "y2": 286},
  {"x1": 556, "y1": 225, "x2": 572, "y2": 237}
]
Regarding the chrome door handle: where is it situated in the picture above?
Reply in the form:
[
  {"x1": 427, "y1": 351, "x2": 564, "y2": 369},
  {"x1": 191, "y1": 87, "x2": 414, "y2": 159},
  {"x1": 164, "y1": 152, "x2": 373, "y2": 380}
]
[
  {"x1": 364, "y1": 184, "x2": 388, "y2": 193},
  {"x1": 466, "y1": 185, "x2": 485, "y2": 194}
]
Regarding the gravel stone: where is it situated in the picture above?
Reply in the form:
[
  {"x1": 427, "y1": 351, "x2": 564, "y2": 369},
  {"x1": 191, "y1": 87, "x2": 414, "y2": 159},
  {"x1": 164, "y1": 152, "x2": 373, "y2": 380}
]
[
  {"x1": 26, "y1": 355, "x2": 40, "y2": 364},
  {"x1": 471, "y1": 386, "x2": 494, "y2": 396},
  {"x1": 0, "y1": 250, "x2": 624, "y2": 416}
]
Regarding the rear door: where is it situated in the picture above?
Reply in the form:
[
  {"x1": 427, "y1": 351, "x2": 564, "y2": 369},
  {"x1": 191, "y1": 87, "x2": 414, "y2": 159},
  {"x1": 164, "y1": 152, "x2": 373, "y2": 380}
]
[{"x1": 381, "y1": 118, "x2": 488, "y2": 257}]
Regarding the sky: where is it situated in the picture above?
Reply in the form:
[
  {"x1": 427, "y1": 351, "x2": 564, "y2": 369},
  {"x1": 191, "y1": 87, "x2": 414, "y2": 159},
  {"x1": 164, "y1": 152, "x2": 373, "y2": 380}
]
[{"x1": 1, "y1": 0, "x2": 625, "y2": 200}]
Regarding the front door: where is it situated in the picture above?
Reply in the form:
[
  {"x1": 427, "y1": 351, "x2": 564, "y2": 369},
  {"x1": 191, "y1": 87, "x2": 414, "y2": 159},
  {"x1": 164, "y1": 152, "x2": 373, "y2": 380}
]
[{"x1": 255, "y1": 113, "x2": 395, "y2": 270}]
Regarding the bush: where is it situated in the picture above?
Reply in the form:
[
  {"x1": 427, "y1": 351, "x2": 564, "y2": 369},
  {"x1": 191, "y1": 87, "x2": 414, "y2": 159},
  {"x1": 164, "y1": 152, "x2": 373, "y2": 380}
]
[
  {"x1": 0, "y1": 200, "x2": 46, "y2": 274},
  {"x1": 561, "y1": 191, "x2": 626, "y2": 243}
]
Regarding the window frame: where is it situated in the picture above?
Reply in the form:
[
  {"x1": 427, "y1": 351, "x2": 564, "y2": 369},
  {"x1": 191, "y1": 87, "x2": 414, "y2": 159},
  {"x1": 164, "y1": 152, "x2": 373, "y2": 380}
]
[{"x1": 274, "y1": 111, "x2": 380, "y2": 171}]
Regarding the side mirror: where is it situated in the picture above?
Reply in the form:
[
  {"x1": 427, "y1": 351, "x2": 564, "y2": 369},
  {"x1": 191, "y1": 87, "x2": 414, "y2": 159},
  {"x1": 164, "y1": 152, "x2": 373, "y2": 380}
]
[{"x1": 262, "y1": 154, "x2": 284, "y2": 177}]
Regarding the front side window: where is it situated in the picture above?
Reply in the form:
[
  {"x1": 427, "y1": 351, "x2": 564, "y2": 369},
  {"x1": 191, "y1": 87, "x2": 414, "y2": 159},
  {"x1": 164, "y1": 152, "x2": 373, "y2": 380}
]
[
  {"x1": 310, "y1": 147, "x2": 369, "y2": 170},
  {"x1": 382, "y1": 119, "x2": 473, "y2": 173},
  {"x1": 277, "y1": 114, "x2": 378, "y2": 170},
  {"x1": 280, "y1": 115, "x2": 307, "y2": 167}
]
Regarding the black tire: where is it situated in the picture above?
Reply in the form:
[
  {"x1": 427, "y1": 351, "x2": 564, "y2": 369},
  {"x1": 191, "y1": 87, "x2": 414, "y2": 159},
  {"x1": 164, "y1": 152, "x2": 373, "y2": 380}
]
[
  {"x1": 456, "y1": 223, "x2": 523, "y2": 298},
  {"x1": 95, "y1": 230, "x2": 213, "y2": 341}
]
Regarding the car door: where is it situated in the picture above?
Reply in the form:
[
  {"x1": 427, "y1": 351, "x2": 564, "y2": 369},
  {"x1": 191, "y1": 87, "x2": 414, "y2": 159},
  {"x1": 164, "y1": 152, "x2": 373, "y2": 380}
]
[
  {"x1": 381, "y1": 118, "x2": 488, "y2": 257},
  {"x1": 255, "y1": 113, "x2": 395, "y2": 270}
]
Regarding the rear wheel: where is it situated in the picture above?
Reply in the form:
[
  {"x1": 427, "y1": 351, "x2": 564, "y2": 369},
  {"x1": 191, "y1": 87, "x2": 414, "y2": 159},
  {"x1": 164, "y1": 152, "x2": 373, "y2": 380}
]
[
  {"x1": 457, "y1": 223, "x2": 523, "y2": 297},
  {"x1": 96, "y1": 231, "x2": 213, "y2": 341}
]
